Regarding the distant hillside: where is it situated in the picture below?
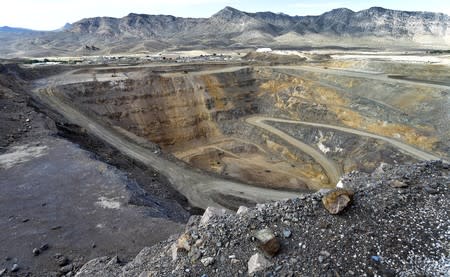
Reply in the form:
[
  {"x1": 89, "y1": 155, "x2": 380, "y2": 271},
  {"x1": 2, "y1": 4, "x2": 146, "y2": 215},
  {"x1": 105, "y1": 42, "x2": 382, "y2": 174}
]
[
  {"x1": 0, "y1": 26, "x2": 35, "y2": 33},
  {"x1": 1, "y1": 6, "x2": 450, "y2": 57}
]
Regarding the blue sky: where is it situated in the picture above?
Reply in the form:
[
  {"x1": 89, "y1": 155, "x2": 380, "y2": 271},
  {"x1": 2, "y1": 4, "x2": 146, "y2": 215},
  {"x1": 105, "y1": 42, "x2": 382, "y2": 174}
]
[{"x1": 1, "y1": 0, "x2": 450, "y2": 30}]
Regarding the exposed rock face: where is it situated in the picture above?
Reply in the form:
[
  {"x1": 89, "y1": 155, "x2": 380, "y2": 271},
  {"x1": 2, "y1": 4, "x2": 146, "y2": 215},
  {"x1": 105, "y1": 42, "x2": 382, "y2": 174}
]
[
  {"x1": 67, "y1": 6, "x2": 450, "y2": 42},
  {"x1": 2, "y1": 6, "x2": 450, "y2": 57},
  {"x1": 75, "y1": 161, "x2": 450, "y2": 276},
  {"x1": 48, "y1": 63, "x2": 449, "y2": 194},
  {"x1": 56, "y1": 68, "x2": 258, "y2": 149},
  {"x1": 68, "y1": 14, "x2": 195, "y2": 38}
]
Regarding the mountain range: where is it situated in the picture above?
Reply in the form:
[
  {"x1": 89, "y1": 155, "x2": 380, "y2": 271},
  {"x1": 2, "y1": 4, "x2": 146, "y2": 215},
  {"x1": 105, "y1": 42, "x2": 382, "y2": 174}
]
[{"x1": 1, "y1": 6, "x2": 449, "y2": 57}]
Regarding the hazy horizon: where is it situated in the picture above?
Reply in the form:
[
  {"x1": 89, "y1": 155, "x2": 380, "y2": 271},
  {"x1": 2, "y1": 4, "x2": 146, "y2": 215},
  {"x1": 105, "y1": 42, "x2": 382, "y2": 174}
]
[{"x1": 1, "y1": 0, "x2": 450, "y2": 31}]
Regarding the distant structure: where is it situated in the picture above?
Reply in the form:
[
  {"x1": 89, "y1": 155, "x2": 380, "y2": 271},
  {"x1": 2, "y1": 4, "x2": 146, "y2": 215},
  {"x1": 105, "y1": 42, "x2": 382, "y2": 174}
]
[{"x1": 256, "y1": 48, "x2": 272, "y2": 53}]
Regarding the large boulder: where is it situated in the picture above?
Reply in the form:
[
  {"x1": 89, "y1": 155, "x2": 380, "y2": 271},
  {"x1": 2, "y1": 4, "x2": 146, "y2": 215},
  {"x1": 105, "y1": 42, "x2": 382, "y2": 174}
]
[
  {"x1": 254, "y1": 228, "x2": 280, "y2": 256},
  {"x1": 322, "y1": 188, "x2": 354, "y2": 214}
]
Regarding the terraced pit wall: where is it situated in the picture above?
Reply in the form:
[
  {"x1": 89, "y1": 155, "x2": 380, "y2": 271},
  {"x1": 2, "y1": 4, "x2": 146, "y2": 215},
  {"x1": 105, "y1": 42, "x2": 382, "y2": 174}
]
[
  {"x1": 47, "y1": 64, "x2": 448, "y2": 192},
  {"x1": 56, "y1": 68, "x2": 261, "y2": 149}
]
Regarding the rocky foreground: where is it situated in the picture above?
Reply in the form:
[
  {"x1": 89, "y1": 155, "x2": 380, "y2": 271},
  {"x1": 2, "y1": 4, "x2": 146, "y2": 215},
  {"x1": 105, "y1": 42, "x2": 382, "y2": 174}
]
[{"x1": 76, "y1": 161, "x2": 450, "y2": 277}]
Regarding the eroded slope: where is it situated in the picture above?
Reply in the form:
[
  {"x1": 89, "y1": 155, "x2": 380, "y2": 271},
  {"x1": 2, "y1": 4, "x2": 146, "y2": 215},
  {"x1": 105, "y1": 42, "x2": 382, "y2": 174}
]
[{"x1": 45, "y1": 62, "x2": 448, "y2": 194}]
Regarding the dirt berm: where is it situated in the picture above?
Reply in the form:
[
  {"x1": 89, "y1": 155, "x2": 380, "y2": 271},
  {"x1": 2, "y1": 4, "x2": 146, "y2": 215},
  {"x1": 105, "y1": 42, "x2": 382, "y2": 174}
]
[{"x1": 76, "y1": 161, "x2": 450, "y2": 276}]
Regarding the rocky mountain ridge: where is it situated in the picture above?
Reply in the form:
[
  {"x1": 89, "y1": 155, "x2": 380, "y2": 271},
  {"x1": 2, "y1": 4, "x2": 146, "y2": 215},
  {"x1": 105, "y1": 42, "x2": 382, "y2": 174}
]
[
  {"x1": 0, "y1": 26, "x2": 36, "y2": 33},
  {"x1": 1, "y1": 6, "x2": 450, "y2": 57},
  {"x1": 65, "y1": 6, "x2": 450, "y2": 43}
]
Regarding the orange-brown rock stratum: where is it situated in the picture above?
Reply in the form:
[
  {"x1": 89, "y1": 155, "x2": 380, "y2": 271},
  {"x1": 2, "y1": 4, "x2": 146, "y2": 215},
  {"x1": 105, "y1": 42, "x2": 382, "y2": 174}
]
[{"x1": 31, "y1": 60, "x2": 448, "y2": 210}]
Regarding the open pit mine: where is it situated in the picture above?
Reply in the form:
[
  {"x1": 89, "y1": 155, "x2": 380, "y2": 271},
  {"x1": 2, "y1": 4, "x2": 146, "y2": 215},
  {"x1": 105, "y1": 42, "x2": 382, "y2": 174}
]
[
  {"x1": 1, "y1": 23, "x2": 450, "y2": 277},
  {"x1": 32, "y1": 59, "x2": 449, "y2": 208},
  {"x1": 2, "y1": 4, "x2": 450, "y2": 276}
]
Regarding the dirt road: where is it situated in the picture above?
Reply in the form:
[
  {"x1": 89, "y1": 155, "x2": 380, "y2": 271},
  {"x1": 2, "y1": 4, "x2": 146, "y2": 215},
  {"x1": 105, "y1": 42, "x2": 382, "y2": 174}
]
[
  {"x1": 273, "y1": 65, "x2": 450, "y2": 90},
  {"x1": 246, "y1": 117, "x2": 342, "y2": 185},
  {"x1": 248, "y1": 116, "x2": 447, "y2": 162},
  {"x1": 32, "y1": 85, "x2": 302, "y2": 210},
  {"x1": 31, "y1": 63, "x2": 447, "y2": 210}
]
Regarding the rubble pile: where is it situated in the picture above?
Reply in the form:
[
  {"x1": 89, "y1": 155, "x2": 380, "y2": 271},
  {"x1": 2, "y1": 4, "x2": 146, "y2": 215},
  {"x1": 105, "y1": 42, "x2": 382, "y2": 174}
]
[{"x1": 76, "y1": 161, "x2": 450, "y2": 276}]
